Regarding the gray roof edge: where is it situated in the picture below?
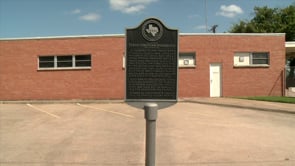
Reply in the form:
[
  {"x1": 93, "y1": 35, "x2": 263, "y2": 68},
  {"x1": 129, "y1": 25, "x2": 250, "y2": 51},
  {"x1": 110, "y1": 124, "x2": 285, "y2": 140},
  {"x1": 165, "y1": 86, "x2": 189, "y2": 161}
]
[
  {"x1": 180, "y1": 33, "x2": 285, "y2": 36},
  {"x1": 0, "y1": 34, "x2": 125, "y2": 41},
  {"x1": 0, "y1": 33, "x2": 285, "y2": 41}
]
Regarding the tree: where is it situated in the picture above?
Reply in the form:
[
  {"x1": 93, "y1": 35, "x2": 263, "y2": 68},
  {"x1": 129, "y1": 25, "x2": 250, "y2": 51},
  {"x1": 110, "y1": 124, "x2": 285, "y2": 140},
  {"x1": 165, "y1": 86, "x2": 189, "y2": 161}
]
[
  {"x1": 230, "y1": 4, "x2": 295, "y2": 88},
  {"x1": 229, "y1": 4, "x2": 295, "y2": 41}
]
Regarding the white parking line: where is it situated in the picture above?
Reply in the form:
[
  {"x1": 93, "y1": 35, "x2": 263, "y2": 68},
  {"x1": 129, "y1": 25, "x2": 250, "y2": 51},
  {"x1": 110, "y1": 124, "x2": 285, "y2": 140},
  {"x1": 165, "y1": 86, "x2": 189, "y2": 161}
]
[
  {"x1": 76, "y1": 103, "x2": 135, "y2": 119},
  {"x1": 26, "y1": 104, "x2": 60, "y2": 119}
]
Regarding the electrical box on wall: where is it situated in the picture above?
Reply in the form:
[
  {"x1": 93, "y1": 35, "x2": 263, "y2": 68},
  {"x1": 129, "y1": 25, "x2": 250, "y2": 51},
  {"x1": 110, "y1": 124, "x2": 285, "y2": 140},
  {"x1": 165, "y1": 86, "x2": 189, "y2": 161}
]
[
  {"x1": 179, "y1": 52, "x2": 196, "y2": 67},
  {"x1": 234, "y1": 52, "x2": 250, "y2": 66}
]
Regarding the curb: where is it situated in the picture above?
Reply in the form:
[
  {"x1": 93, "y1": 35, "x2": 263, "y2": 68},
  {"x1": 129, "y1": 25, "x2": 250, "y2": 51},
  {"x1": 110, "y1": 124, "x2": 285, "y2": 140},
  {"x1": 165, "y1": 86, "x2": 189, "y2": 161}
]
[
  {"x1": 183, "y1": 100, "x2": 295, "y2": 115},
  {"x1": 1, "y1": 99, "x2": 294, "y2": 115}
]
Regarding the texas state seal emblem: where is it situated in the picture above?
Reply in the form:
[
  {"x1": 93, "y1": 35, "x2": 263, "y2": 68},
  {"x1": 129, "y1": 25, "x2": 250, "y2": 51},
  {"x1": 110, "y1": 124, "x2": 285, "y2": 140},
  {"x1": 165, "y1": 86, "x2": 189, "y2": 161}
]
[{"x1": 142, "y1": 19, "x2": 163, "y2": 42}]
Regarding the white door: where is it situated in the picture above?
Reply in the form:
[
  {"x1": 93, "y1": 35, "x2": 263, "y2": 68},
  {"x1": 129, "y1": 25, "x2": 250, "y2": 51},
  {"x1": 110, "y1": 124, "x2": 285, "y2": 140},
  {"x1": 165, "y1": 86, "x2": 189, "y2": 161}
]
[{"x1": 210, "y1": 64, "x2": 222, "y2": 97}]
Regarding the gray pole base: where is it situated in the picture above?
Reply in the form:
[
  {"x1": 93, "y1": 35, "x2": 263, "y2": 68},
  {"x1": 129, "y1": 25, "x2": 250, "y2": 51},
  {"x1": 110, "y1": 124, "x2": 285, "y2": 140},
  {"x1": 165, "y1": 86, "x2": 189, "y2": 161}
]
[{"x1": 144, "y1": 103, "x2": 158, "y2": 166}]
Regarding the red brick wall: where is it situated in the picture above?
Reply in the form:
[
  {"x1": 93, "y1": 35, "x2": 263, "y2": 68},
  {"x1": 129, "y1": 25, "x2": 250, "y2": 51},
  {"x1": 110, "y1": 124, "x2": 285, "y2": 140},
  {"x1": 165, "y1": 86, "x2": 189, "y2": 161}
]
[
  {"x1": 0, "y1": 34, "x2": 285, "y2": 100},
  {"x1": 179, "y1": 34, "x2": 285, "y2": 97},
  {"x1": 0, "y1": 36, "x2": 125, "y2": 100}
]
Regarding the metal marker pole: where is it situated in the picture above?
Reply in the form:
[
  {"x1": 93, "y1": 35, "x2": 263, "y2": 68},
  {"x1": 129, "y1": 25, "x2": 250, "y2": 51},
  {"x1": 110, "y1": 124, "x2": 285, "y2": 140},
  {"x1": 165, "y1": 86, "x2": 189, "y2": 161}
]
[{"x1": 144, "y1": 103, "x2": 158, "y2": 166}]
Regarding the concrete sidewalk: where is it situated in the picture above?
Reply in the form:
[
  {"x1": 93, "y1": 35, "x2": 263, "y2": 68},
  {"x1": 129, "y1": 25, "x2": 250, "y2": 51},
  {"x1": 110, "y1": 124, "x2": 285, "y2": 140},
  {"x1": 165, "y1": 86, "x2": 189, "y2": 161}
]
[{"x1": 181, "y1": 97, "x2": 295, "y2": 114}]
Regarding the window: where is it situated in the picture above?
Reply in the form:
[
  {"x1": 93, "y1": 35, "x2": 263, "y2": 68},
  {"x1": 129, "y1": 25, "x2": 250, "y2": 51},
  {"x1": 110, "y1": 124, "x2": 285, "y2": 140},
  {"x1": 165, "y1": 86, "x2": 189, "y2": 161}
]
[
  {"x1": 39, "y1": 56, "x2": 54, "y2": 68},
  {"x1": 57, "y1": 56, "x2": 72, "y2": 67},
  {"x1": 179, "y1": 52, "x2": 196, "y2": 68},
  {"x1": 252, "y1": 53, "x2": 269, "y2": 65},
  {"x1": 38, "y1": 54, "x2": 91, "y2": 70},
  {"x1": 234, "y1": 52, "x2": 269, "y2": 67},
  {"x1": 75, "y1": 55, "x2": 91, "y2": 67}
]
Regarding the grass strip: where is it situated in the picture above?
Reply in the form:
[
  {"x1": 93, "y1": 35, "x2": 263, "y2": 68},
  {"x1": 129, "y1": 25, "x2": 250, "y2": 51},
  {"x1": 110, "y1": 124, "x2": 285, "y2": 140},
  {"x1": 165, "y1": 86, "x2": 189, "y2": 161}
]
[{"x1": 238, "y1": 96, "x2": 295, "y2": 104}]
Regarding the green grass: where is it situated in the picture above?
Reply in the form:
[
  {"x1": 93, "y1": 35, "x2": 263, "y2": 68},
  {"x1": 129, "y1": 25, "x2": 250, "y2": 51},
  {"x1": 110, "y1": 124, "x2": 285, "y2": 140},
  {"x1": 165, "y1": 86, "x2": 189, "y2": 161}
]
[{"x1": 239, "y1": 96, "x2": 295, "y2": 104}]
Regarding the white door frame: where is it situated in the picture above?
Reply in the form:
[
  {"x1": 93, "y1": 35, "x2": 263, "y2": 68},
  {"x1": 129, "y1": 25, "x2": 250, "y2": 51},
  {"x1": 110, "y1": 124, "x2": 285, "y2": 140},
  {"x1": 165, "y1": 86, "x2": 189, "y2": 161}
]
[{"x1": 210, "y1": 63, "x2": 222, "y2": 97}]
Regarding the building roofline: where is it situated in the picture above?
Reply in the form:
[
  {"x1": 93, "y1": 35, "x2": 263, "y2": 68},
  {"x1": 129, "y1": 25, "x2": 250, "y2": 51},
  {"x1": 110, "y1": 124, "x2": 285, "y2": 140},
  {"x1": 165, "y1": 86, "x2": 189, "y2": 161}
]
[
  {"x1": 286, "y1": 41, "x2": 295, "y2": 47},
  {"x1": 0, "y1": 33, "x2": 285, "y2": 41},
  {"x1": 0, "y1": 34, "x2": 125, "y2": 41},
  {"x1": 180, "y1": 33, "x2": 285, "y2": 36},
  {"x1": 286, "y1": 41, "x2": 295, "y2": 54}
]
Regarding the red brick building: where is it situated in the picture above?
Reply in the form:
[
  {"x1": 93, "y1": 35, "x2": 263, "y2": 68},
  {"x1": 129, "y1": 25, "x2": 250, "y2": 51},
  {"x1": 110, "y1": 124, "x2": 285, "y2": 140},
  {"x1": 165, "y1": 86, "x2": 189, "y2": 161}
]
[{"x1": 0, "y1": 33, "x2": 285, "y2": 101}]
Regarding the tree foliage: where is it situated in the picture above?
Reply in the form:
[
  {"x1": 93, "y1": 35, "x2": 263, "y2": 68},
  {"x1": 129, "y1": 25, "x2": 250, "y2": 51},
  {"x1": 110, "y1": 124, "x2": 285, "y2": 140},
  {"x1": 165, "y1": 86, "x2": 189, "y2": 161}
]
[{"x1": 229, "y1": 4, "x2": 295, "y2": 41}]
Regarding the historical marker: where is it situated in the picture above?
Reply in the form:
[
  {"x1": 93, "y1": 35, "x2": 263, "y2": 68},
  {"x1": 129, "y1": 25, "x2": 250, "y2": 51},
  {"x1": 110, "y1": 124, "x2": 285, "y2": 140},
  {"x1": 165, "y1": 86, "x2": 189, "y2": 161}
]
[{"x1": 125, "y1": 18, "x2": 178, "y2": 101}]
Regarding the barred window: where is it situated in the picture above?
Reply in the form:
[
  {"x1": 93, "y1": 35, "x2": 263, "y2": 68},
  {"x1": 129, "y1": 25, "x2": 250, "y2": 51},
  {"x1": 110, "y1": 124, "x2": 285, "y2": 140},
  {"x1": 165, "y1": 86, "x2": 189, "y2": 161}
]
[
  {"x1": 75, "y1": 55, "x2": 91, "y2": 67},
  {"x1": 57, "y1": 56, "x2": 72, "y2": 67},
  {"x1": 39, "y1": 56, "x2": 54, "y2": 68},
  {"x1": 234, "y1": 52, "x2": 269, "y2": 67},
  {"x1": 38, "y1": 54, "x2": 91, "y2": 70},
  {"x1": 252, "y1": 53, "x2": 269, "y2": 65}
]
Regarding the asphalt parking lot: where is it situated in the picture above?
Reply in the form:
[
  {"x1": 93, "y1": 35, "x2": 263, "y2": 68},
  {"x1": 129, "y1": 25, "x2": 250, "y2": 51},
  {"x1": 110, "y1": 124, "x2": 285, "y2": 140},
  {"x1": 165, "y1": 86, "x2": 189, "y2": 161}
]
[{"x1": 0, "y1": 102, "x2": 295, "y2": 166}]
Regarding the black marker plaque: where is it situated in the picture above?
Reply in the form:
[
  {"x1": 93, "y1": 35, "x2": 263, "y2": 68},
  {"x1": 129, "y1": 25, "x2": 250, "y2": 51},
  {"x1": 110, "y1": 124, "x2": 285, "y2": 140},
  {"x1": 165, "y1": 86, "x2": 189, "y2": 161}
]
[{"x1": 126, "y1": 18, "x2": 178, "y2": 101}]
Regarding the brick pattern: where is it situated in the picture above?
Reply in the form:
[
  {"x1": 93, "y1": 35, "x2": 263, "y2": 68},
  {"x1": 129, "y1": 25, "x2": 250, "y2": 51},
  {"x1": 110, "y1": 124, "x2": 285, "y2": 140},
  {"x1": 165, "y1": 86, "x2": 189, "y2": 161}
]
[
  {"x1": 0, "y1": 35, "x2": 285, "y2": 100},
  {"x1": 179, "y1": 35, "x2": 285, "y2": 97}
]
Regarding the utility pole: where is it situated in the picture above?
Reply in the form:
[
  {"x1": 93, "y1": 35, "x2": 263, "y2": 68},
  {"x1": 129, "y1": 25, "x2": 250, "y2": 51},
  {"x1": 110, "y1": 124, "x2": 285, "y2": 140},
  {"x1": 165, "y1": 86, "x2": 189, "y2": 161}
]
[{"x1": 205, "y1": 0, "x2": 208, "y2": 32}]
